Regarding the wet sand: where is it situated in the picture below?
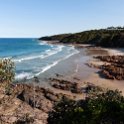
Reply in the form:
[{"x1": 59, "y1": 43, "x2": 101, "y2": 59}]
[{"x1": 28, "y1": 48, "x2": 96, "y2": 84}]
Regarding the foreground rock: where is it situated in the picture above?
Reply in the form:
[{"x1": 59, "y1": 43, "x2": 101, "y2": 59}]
[
  {"x1": 0, "y1": 83, "x2": 73, "y2": 124},
  {"x1": 0, "y1": 80, "x2": 85, "y2": 124},
  {"x1": 0, "y1": 79, "x2": 100, "y2": 124},
  {"x1": 0, "y1": 93, "x2": 47, "y2": 123}
]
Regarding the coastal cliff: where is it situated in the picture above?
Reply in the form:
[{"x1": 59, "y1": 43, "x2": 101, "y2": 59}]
[{"x1": 39, "y1": 27, "x2": 124, "y2": 47}]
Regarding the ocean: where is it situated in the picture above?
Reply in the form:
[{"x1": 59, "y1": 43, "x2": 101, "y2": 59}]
[{"x1": 0, "y1": 38, "x2": 79, "y2": 80}]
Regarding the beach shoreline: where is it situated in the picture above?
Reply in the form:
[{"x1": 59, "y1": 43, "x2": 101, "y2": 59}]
[{"x1": 25, "y1": 41, "x2": 124, "y2": 95}]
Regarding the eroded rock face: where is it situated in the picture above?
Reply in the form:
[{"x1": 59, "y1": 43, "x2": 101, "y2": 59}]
[
  {"x1": 13, "y1": 84, "x2": 70, "y2": 111},
  {"x1": 0, "y1": 79, "x2": 94, "y2": 123},
  {"x1": 95, "y1": 55, "x2": 124, "y2": 80},
  {"x1": 0, "y1": 83, "x2": 72, "y2": 124},
  {"x1": 0, "y1": 94, "x2": 47, "y2": 124}
]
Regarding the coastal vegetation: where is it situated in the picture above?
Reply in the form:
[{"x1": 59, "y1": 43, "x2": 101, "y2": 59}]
[
  {"x1": 48, "y1": 88, "x2": 124, "y2": 124},
  {"x1": 39, "y1": 26, "x2": 124, "y2": 47},
  {"x1": 0, "y1": 59, "x2": 15, "y2": 94}
]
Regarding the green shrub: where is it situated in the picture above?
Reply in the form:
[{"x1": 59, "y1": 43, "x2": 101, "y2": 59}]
[
  {"x1": 0, "y1": 59, "x2": 15, "y2": 94},
  {"x1": 48, "y1": 89, "x2": 124, "y2": 124}
]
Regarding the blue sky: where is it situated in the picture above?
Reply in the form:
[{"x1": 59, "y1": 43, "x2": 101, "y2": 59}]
[{"x1": 0, "y1": 0, "x2": 124, "y2": 38}]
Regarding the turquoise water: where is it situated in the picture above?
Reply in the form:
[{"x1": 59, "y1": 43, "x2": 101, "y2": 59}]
[{"x1": 0, "y1": 38, "x2": 78, "y2": 80}]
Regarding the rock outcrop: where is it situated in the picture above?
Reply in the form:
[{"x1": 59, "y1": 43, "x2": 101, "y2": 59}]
[
  {"x1": 0, "y1": 78, "x2": 100, "y2": 124},
  {"x1": 0, "y1": 81, "x2": 82, "y2": 124},
  {"x1": 49, "y1": 78, "x2": 82, "y2": 93},
  {"x1": 95, "y1": 55, "x2": 124, "y2": 80}
]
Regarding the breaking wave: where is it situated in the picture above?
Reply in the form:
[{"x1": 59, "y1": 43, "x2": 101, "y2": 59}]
[
  {"x1": 15, "y1": 48, "x2": 79, "y2": 80},
  {"x1": 14, "y1": 45, "x2": 64, "y2": 63}
]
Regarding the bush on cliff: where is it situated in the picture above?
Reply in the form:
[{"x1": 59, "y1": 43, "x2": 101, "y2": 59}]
[
  {"x1": 0, "y1": 59, "x2": 15, "y2": 94},
  {"x1": 48, "y1": 89, "x2": 124, "y2": 124}
]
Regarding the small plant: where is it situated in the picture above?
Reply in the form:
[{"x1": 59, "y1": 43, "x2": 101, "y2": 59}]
[
  {"x1": 48, "y1": 88, "x2": 124, "y2": 124},
  {"x1": 14, "y1": 113, "x2": 34, "y2": 124},
  {"x1": 0, "y1": 58, "x2": 15, "y2": 93}
]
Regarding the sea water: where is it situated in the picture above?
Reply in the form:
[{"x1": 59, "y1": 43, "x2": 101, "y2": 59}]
[{"x1": 0, "y1": 38, "x2": 79, "y2": 80}]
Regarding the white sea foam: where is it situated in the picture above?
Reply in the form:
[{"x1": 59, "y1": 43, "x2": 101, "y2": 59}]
[
  {"x1": 64, "y1": 48, "x2": 79, "y2": 59},
  {"x1": 40, "y1": 45, "x2": 64, "y2": 59},
  {"x1": 38, "y1": 41, "x2": 47, "y2": 45},
  {"x1": 34, "y1": 60, "x2": 60, "y2": 76},
  {"x1": 15, "y1": 45, "x2": 79, "y2": 80},
  {"x1": 14, "y1": 55, "x2": 41, "y2": 62},
  {"x1": 15, "y1": 72, "x2": 32, "y2": 80},
  {"x1": 33, "y1": 48, "x2": 79, "y2": 77},
  {"x1": 14, "y1": 45, "x2": 64, "y2": 62},
  {"x1": 39, "y1": 41, "x2": 54, "y2": 48}
]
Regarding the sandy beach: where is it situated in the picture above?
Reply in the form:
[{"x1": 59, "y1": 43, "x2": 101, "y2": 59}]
[
  {"x1": 26, "y1": 45, "x2": 124, "y2": 96},
  {"x1": 85, "y1": 47, "x2": 124, "y2": 95}
]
